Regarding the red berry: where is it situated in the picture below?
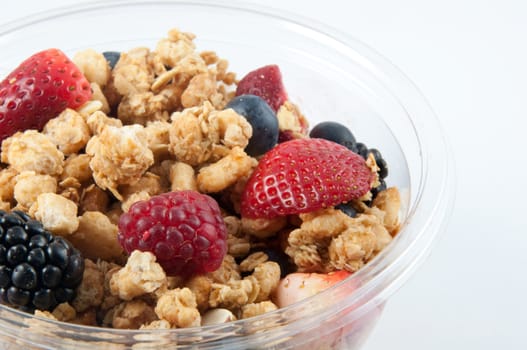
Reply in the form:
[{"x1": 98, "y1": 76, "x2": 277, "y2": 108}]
[
  {"x1": 236, "y1": 64, "x2": 288, "y2": 112},
  {"x1": 0, "y1": 48, "x2": 92, "y2": 144},
  {"x1": 241, "y1": 138, "x2": 374, "y2": 218},
  {"x1": 117, "y1": 191, "x2": 228, "y2": 277}
]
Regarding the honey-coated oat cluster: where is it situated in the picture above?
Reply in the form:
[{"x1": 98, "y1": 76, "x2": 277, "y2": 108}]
[{"x1": 0, "y1": 28, "x2": 400, "y2": 328}]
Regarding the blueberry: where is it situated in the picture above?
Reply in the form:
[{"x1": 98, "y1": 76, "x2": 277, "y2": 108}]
[
  {"x1": 335, "y1": 203, "x2": 358, "y2": 218},
  {"x1": 309, "y1": 121, "x2": 357, "y2": 150},
  {"x1": 226, "y1": 94, "x2": 279, "y2": 156},
  {"x1": 103, "y1": 51, "x2": 121, "y2": 70},
  {"x1": 256, "y1": 248, "x2": 294, "y2": 278}
]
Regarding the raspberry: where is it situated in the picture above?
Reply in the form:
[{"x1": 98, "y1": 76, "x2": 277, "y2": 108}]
[{"x1": 117, "y1": 191, "x2": 228, "y2": 277}]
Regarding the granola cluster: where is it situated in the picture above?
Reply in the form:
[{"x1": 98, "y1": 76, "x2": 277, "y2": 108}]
[{"x1": 0, "y1": 28, "x2": 401, "y2": 329}]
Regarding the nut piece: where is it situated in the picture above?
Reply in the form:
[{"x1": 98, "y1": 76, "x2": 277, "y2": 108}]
[
  {"x1": 201, "y1": 308, "x2": 236, "y2": 326},
  {"x1": 68, "y1": 211, "x2": 123, "y2": 261},
  {"x1": 169, "y1": 161, "x2": 197, "y2": 191},
  {"x1": 31, "y1": 193, "x2": 79, "y2": 235},
  {"x1": 110, "y1": 251, "x2": 167, "y2": 300}
]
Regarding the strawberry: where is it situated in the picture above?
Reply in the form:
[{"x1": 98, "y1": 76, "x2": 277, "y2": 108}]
[
  {"x1": 240, "y1": 138, "x2": 373, "y2": 218},
  {"x1": 236, "y1": 64, "x2": 288, "y2": 112},
  {"x1": 0, "y1": 48, "x2": 92, "y2": 144},
  {"x1": 273, "y1": 271, "x2": 353, "y2": 308}
]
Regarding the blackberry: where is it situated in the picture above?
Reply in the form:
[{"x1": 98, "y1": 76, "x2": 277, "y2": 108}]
[{"x1": 0, "y1": 211, "x2": 84, "y2": 311}]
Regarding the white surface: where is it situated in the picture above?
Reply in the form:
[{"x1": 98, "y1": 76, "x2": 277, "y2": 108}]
[{"x1": 1, "y1": 1, "x2": 525, "y2": 349}]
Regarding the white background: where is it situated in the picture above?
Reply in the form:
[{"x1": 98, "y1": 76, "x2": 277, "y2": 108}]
[{"x1": 1, "y1": 1, "x2": 526, "y2": 349}]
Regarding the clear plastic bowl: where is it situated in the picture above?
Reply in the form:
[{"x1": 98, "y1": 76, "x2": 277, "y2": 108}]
[{"x1": 0, "y1": 1, "x2": 455, "y2": 349}]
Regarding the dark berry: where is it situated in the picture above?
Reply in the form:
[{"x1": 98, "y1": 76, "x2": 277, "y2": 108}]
[
  {"x1": 377, "y1": 158, "x2": 388, "y2": 179},
  {"x1": 12, "y1": 210, "x2": 31, "y2": 222},
  {"x1": 371, "y1": 179, "x2": 387, "y2": 199},
  {"x1": 47, "y1": 240, "x2": 69, "y2": 270},
  {"x1": 0, "y1": 266, "x2": 11, "y2": 288},
  {"x1": 5, "y1": 226, "x2": 28, "y2": 246},
  {"x1": 7, "y1": 286, "x2": 30, "y2": 307},
  {"x1": 0, "y1": 211, "x2": 84, "y2": 311},
  {"x1": 118, "y1": 191, "x2": 228, "y2": 277},
  {"x1": 225, "y1": 94, "x2": 279, "y2": 156},
  {"x1": 278, "y1": 130, "x2": 295, "y2": 143},
  {"x1": 261, "y1": 248, "x2": 294, "y2": 278},
  {"x1": 309, "y1": 121, "x2": 357, "y2": 151},
  {"x1": 7, "y1": 245, "x2": 27, "y2": 266},
  {"x1": 103, "y1": 51, "x2": 121, "y2": 70},
  {"x1": 355, "y1": 142, "x2": 369, "y2": 159},
  {"x1": 25, "y1": 220, "x2": 46, "y2": 236},
  {"x1": 335, "y1": 203, "x2": 358, "y2": 218},
  {"x1": 12, "y1": 263, "x2": 37, "y2": 290},
  {"x1": 33, "y1": 289, "x2": 56, "y2": 310},
  {"x1": 1, "y1": 213, "x2": 24, "y2": 227},
  {"x1": 27, "y1": 248, "x2": 46, "y2": 268}
]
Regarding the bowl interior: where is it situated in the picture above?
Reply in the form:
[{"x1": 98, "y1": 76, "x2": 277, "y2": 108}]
[{"x1": 0, "y1": 1, "x2": 451, "y2": 348}]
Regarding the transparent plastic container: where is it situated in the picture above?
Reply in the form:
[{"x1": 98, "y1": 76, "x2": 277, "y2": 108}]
[{"x1": 0, "y1": 1, "x2": 455, "y2": 349}]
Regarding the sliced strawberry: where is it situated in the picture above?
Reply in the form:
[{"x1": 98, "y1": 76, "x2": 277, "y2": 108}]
[
  {"x1": 273, "y1": 271, "x2": 353, "y2": 308},
  {"x1": 241, "y1": 138, "x2": 373, "y2": 218},
  {"x1": 0, "y1": 48, "x2": 92, "y2": 144},
  {"x1": 236, "y1": 64, "x2": 288, "y2": 112}
]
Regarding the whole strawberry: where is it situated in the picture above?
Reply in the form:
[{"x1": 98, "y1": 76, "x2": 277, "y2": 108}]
[
  {"x1": 0, "y1": 48, "x2": 92, "y2": 144},
  {"x1": 241, "y1": 138, "x2": 374, "y2": 218},
  {"x1": 118, "y1": 191, "x2": 228, "y2": 277}
]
